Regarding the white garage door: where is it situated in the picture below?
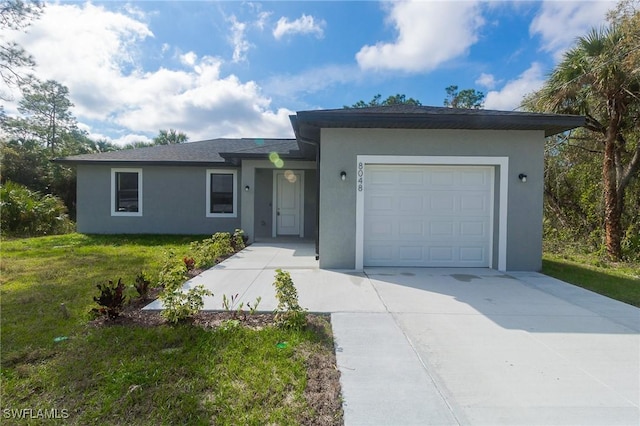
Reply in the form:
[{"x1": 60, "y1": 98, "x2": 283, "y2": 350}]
[{"x1": 363, "y1": 165, "x2": 493, "y2": 267}]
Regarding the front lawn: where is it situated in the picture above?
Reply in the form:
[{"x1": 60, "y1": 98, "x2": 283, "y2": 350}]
[
  {"x1": 0, "y1": 234, "x2": 342, "y2": 425},
  {"x1": 542, "y1": 253, "x2": 640, "y2": 308}
]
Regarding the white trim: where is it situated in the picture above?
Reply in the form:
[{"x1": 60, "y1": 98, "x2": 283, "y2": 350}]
[
  {"x1": 272, "y1": 170, "x2": 305, "y2": 237},
  {"x1": 110, "y1": 168, "x2": 142, "y2": 217},
  {"x1": 206, "y1": 169, "x2": 238, "y2": 218},
  {"x1": 355, "y1": 155, "x2": 508, "y2": 271}
]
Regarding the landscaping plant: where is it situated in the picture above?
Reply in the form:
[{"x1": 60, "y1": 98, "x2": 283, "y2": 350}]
[
  {"x1": 92, "y1": 278, "x2": 127, "y2": 319},
  {"x1": 134, "y1": 271, "x2": 151, "y2": 298},
  {"x1": 189, "y1": 232, "x2": 233, "y2": 269},
  {"x1": 273, "y1": 269, "x2": 307, "y2": 330},
  {"x1": 159, "y1": 285, "x2": 212, "y2": 324},
  {"x1": 232, "y1": 228, "x2": 246, "y2": 251}
]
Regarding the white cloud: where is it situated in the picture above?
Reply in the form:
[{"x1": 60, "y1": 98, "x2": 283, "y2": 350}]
[
  {"x1": 255, "y1": 11, "x2": 272, "y2": 31},
  {"x1": 530, "y1": 0, "x2": 614, "y2": 60},
  {"x1": 475, "y1": 73, "x2": 498, "y2": 90},
  {"x1": 273, "y1": 14, "x2": 325, "y2": 40},
  {"x1": 484, "y1": 63, "x2": 545, "y2": 111},
  {"x1": 356, "y1": 0, "x2": 484, "y2": 72},
  {"x1": 228, "y1": 15, "x2": 251, "y2": 63},
  {"x1": 1, "y1": 3, "x2": 294, "y2": 142},
  {"x1": 180, "y1": 51, "x2": 198, "y2": 67}
]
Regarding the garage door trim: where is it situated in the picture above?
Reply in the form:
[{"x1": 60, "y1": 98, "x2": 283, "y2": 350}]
[{"x1": 355, "y1": 156, "x2": 509, "y2": 271}]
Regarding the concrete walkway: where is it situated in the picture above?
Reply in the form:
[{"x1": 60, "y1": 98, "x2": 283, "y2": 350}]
[{"x1": 145, "y1": 243, "x2": 640, "y2": 425}]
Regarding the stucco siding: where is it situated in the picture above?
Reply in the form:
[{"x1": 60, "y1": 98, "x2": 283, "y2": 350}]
[
  {"x1": 76, "y1": 164, "x2": 241, "y2": 234},
  {"x1": 318, "y1": 128, "x2": 545, "y2": 271}
]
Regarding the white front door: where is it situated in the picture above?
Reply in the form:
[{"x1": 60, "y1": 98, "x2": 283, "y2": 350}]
[{"x1": 275, "y1": 171, "x2": 303, "y2": 236}]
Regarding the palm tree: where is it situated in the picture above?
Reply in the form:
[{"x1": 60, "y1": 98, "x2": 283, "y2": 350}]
[
  {"x1": 153, "y1": 129, "x2": 189, "y2": 145},
  {"x1": 528, "y1": 24, "x2": 640, "y2": 260}
]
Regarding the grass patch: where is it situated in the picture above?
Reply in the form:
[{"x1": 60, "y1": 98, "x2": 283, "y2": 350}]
[
  {"x1": 1, "y1": 233, "x2": 206, "y2": 360},
  {"x1": 1, "y1": 324, "x2": 325, "y2": 425},
  {"x1": 542, "y1": 253, "x2": 640, "y2": 307},
  {"x1": 1, "y1": 234, "x2": 341, "y2": 424}
]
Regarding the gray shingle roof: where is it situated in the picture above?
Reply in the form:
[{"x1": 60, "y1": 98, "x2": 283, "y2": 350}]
[
  {"x1": 55, "y1": 138, "x2": 301, "y2": 165},
  {"x1": 293, "y1": 105, "x2": 585, "y2": 138}
]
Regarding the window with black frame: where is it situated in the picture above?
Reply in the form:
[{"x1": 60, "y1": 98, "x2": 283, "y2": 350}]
[
  {"x1": 115, "y1": 171, "x2": 139, "y2": 212},
  {"x1": 210, "y1": 173, "x2": 234, "y2": 214}
]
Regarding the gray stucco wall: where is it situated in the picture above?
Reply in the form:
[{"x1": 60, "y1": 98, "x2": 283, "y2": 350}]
[
  {"x1": 318, "y1": 128, "x2": 544, "y2": 271},
  {"x1": 76, "y1": 164, "x2": 241, "y2": 234}
]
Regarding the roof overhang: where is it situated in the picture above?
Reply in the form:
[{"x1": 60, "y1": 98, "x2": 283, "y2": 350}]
[{"x1": 292, "y1": 106, "x2": 586, "y2": 144}]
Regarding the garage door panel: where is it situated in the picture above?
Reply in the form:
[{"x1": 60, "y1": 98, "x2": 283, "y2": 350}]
[
  {"x1": 430, "y1": 194, "x2": 455, "y2": 211},
  {"x1": 430, "y1": 221, "x2": 454, "y2": 237},
  {"x1": 460, "y1": 246, "x2": 485, "y2": 262},
  {"x1": 460, "y1": 221, "x2": 487, "y2": 238},
  {"x1": 460, "y1": 194, "x2": 489, "y2": 212},
  {"x1": 431, "y1": 170, "x2": 455, "y2": 186},
  {"x1": 398, "y1": 246, "x2": 423, "y2": 261},
  {"x1": 399, "y1": 221, "x2": 424, "y2": 238},
  {"x1": 366, "y1": 245, "x2": 393, "y2": 262},
  {"x1": 460, "y1": 170, "x2": 489, "y2": 186},
  {"x1": 429, "y1": 246, "x2": 454, "y2": 261},
  {"x1": 399, "y1": 171, "x2": 424, "y2": 185},
  {"x1": 369, "y1": 170, "x2": 397, "y2": 185},
  {"x1": 367, "y1": 220, "x2": 393, "y2": 238},
  {"x1": 364, "y1": 165, "x2": 492, "y2": 268},
  {"x1": 399, "y1": 196, "x2": 423, "y2": 212},
  {"x1": 368, "y1": 195, "x2": 394, "y2": 211}
]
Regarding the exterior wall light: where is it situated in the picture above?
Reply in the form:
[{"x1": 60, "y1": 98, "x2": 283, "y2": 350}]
[
  {"x1": 244, "y1": 185, "x2": 250, "y2": 191},
  {"x1": 518, "y1": 174, "x2": 527, "y2": 183},
  {"x1": 340, "y1": 171, "x2": 347, "y2": 181}
]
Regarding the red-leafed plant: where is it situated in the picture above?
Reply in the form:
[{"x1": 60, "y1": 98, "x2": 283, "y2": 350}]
[
  {"x1": 92, "y1": 278, "x2": 126, "y2": 319},
  {"x1": 183, "y1": 256, "x2": 195, "y2": 271}
]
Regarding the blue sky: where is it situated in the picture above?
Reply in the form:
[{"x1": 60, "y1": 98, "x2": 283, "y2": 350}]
[{"x1": 1, "y1": 1, "x2": 615, "y2": 145}]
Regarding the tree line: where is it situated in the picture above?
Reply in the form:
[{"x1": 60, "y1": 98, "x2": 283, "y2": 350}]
[{"x1": 0, "y1": 1, "x2": 188, "y2": 225}]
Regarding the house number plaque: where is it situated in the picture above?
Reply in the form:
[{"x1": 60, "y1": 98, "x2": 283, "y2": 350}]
[{"x1": 357, "y1": 162, "x2": 364, "y2": 191}]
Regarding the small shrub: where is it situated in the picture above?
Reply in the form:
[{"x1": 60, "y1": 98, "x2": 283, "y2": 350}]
[
  {"x1": 273, "y1": 269, "x2": 307, "y2": 330},
  {"x1": 160, "y1": 285, "x2": 212, "y2": 324},
  {"x1": 134, "y1": 271, "x2": 151, "y2": 298},
  {"x1": 247, "y1": 296, "x2": 262, "y2": 316},
  {"x1": 92, "y1": 278, "x2": 126, "y2": 320},
  {"x1": 158, "y1": 252, "x2": 189, "y2": 292},
  {"x1": 232, "y1": 228, "x2": 246, "y2": 251}
]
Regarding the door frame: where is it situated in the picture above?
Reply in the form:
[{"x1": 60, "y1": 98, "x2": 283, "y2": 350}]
[
  {"x1": 272, "y1": 170, "x2": 305, "y2": 238},
  {"x1": 355, "y1": 155, "x2": 509, "y2": 271}
]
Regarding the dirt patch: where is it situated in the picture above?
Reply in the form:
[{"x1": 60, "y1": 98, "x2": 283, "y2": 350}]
[{"x1": 90, "y1": 295, "x2": 344, "y2": 425}]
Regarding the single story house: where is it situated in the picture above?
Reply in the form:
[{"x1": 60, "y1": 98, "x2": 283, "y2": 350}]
[{"x1": 56, "y1": 105, "x2": 584, "y2": 271}]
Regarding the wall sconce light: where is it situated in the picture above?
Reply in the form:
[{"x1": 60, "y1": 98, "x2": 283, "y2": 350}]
[
  {"x1": 340, "y1": 171, "x2": 347, "y2": 181},
  {"x1": 518, "y1": 174, "x2": 527, "y2": 183},
  {"x1": 244, "y1": 185, "x2": 250, "y2": 192}
]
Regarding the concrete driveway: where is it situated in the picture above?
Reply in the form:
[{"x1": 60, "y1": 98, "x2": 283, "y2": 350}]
[
  {"x1": 340, "y1": 268, "x2": 639, "y2": 425},
  {"x1": 145, "y1": 243, "x2": 640, "y2": 425}
]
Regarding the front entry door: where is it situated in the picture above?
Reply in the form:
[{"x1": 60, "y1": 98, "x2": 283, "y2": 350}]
[{"x1": 275, "y1": 171, "x2": 303, "y2": 236}]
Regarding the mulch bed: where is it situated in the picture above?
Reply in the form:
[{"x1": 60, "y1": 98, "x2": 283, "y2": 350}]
[{"x1": 90, "y1": 289, "x2": 344, "y2": 426}]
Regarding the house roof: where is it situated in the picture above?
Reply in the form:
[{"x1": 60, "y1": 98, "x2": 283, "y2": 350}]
[
  {"x1": 291, "y1": 105, "x2": 586, "y2": 142},
  {"x1": 54, "y1": 138, "x2": 302, "y2": 165},
  {"x1": 56, "y1": 105, "x2": 585, "y2": 166}
]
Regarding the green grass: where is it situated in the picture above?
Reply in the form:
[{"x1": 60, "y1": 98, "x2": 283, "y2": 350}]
[
  {"x1": 1, "y1": 233, "x2": 207, "y2": 359},
  {"x1": 542, "y1": 253, "x2": 640, "y2": 307},
  {"x1": 1, "y1": 233, "x2": 334, "y2": 424}
]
